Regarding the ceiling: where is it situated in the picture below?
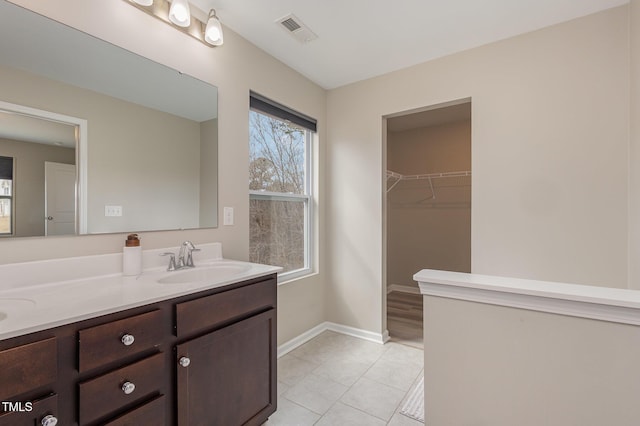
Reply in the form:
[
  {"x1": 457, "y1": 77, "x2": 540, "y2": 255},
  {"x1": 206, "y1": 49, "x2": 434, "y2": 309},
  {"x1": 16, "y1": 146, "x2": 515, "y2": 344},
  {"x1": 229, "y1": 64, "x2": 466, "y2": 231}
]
[
  {"x1": 190, "y1": 0, "x2": 628, "y2": 89},
  {"x1": 387, "y1": 102, "x2": 471, "y2": 133}
]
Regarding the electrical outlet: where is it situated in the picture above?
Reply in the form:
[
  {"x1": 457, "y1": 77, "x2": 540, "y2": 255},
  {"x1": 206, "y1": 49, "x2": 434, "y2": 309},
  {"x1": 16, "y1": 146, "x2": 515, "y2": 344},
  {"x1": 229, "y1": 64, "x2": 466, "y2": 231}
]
[
  {"x1": 105, "y1": 205, "x2": 122, "y2": 217},
  {"x1": 223, "y1": 207, "x2": 234, "y2": 226}
]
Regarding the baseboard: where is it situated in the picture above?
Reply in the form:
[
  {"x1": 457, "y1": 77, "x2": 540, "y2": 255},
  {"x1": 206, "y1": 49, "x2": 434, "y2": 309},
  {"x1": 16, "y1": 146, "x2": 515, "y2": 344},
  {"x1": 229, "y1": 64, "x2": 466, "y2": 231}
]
[
  {"x1": 325, "y1": 322, "x2": 390, "y2": 345},
  {"x1": 277, "y1": 321, "x2": 389, "y2": 358},
  {"x1": 277, "y1": 322, "x2": 328, "y2": 358},
  {"x1": 387, "y1": 284, "x2": 421, "y2": 295}
]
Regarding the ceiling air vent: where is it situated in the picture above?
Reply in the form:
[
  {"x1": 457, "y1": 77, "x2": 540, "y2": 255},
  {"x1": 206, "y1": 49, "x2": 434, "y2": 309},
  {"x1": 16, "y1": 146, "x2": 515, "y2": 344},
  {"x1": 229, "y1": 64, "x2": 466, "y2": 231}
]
[
  {"x1": 281, "y1": 17, "x2": 301, "y2": 32},
  {"x1": 276, "y1": 13, "x2": 318, "y2": 44}
]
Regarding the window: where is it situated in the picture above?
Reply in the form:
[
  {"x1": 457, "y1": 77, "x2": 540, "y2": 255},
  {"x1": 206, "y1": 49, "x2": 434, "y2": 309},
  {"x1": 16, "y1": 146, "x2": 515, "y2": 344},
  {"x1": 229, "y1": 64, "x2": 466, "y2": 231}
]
[
  {"x1": 249, "y1": 93, "x2": 316, "y2": 280},
  {"x1": 0, "y1": 156, "x2": 14, "y2": 235}
]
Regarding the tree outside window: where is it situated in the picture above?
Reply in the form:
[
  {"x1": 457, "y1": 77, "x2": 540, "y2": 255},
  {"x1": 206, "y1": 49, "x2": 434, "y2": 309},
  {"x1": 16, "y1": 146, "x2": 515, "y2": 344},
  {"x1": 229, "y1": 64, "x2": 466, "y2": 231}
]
[{"x1": 249, "y1": 99, "x2": 314, "y2": 278}]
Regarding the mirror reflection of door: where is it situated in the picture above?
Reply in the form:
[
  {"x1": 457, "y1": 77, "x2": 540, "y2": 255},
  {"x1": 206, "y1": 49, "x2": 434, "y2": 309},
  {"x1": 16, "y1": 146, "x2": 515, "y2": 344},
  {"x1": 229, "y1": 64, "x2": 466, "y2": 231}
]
[
  {"x1": 0, "y1": 109, "x2": 77, "y2": 238},
  {"x1": 0, "y1": 156, "x2": 13, "y2": 235},
  {"x1": 44, "y1": 161, "x2": 75, "y2": 236}
]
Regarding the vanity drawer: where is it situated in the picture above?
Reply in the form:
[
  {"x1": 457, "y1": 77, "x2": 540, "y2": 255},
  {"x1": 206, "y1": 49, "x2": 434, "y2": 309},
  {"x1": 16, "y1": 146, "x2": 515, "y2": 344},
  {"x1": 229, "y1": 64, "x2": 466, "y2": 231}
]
[
  {"x1": 0, "y1": 393, "x2": 58, "y2": 426},
  {"x1": 78, "y1": 309, "x2": 163, "y2": 372},
  {"x1": 175, "y1": 277, "x2": 276, "y2": 337},
  {"x1": 79, "y1": 352, "x2": 164, "y2": 425},
  {"x1": 0, "y1": 337, "x2": 57, "y2": 400},
  {"x1": 104, "y1": 394, "x2": 166, "y2": 426}
]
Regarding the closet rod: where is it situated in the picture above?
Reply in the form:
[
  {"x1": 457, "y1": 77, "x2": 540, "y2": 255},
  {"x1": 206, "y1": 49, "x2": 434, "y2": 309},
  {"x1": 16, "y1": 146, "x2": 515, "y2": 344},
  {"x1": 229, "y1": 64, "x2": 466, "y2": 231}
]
[
  {"x1": 386, "y1": 169, "x2": 471, "y2": 193},
  {"x1": 387, "y1": 170, "x2": 471, "y2": 180}
]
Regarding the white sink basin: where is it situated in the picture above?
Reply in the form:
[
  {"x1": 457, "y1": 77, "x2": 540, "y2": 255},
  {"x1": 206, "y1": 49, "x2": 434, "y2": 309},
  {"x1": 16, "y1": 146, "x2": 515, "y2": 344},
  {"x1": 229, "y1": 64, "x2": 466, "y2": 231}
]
[
  {"x1": 157, "y1": 262, "x2": 252, "y2": 284},
  {"x1": 0, "y1": 298, "x2": 37, "y2": 322}
]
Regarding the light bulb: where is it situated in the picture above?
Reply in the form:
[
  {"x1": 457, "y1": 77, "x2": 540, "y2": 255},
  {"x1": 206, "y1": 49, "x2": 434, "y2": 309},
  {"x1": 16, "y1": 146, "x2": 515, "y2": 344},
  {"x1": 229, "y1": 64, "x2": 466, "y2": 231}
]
[
  {"x1": 169, "y1": 0, "x2": 191, "y2": 27},
  {"x1": 204, "y1": 9, "x2": 224, "y2": 46}
]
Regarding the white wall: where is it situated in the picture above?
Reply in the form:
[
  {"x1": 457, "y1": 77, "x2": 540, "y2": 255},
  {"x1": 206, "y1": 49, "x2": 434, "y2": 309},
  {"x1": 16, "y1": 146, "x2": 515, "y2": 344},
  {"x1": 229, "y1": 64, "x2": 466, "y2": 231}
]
[
  {"x1": 1, "y1": 0, "x2": 326, "y2": 345},
  {"x1": 327, "y1": 6, "x2": 629, "y2": 334}
]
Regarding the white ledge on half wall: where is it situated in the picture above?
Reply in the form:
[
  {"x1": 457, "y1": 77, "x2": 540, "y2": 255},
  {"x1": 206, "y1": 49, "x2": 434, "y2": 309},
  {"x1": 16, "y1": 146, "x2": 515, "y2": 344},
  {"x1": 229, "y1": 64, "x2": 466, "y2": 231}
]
[{"x1": 414, "y1": 269, "x2": 640, "y2": 326}]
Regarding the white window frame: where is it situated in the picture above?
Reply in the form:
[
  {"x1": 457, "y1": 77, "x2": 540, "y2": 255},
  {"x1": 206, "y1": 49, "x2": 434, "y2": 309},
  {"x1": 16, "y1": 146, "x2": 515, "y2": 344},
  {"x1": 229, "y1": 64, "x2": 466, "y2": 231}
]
[{"x1": 249, "y1": 105, "x2": 315, "y2": 283}]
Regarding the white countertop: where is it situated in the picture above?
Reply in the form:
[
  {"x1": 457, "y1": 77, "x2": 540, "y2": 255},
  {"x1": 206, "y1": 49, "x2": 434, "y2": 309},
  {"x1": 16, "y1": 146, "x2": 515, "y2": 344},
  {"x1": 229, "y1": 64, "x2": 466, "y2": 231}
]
[
  {"x1": 0, "y1": 243, "x2": 281, "y2": 341},
  {"x1": 414, "y1": 269, "x2": 640, "y2": 325}
]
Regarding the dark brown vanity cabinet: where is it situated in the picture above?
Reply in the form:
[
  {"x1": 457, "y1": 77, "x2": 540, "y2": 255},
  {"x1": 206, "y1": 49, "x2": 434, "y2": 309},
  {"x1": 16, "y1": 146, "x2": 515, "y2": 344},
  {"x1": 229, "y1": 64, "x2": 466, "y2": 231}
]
[{"x1": 0, "y1": 273, "x2": 277, "y2": 426}]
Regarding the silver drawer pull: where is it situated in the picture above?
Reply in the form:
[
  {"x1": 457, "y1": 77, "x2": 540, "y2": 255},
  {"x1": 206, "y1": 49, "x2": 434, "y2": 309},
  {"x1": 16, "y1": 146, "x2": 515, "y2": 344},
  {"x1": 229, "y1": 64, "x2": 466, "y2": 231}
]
[
  {"x1": 179, "y1": 356, "x2": 191, "y2": 367},
  {"x1": 121, "y1": 334, "x2": 135, "y2": 346},
  {"x1": 122, "y1": 381, "x2": 136, "y2": 395},
  {"x1": 41, "y1": 415, "x2": 58, "y2": 426}
]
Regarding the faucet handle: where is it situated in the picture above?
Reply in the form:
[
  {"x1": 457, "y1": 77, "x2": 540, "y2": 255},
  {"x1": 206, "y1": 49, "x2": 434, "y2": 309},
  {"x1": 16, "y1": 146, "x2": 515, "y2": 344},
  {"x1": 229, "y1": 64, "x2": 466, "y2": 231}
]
[
  {"x1": 185, "y1": 248, "x2": 201, "y2": 267},
  {"x1": 160, "y1": 252, "x2": 177, "y2": 271}
]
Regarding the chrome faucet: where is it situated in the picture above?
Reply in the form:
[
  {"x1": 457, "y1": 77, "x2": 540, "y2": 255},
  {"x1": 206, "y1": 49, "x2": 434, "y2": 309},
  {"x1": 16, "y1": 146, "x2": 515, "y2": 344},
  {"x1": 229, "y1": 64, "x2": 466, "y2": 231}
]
[
  {"x1": 160, "y1": 241, "x2": 200, "y2": 271},
  {"x1": 177, "y1": 241, "x2": 200, "y2": 268}
]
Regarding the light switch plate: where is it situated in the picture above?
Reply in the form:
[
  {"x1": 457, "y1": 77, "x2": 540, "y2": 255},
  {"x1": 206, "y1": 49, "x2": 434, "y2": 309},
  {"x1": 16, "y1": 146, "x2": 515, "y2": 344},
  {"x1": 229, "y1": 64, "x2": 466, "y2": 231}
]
[
  {"x1": 223, "y1": 207, "x2": 234, "y2": 226},
  {"x1": 105, "y1": 205, "x2": 122, "y2": 217}
]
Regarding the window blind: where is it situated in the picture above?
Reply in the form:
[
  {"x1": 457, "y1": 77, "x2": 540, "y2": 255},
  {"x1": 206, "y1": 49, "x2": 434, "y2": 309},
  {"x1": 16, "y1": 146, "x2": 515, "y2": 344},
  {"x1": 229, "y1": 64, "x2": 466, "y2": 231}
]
[
  {"x1": 0, "y1": 156, "x2": 12, "y2": 180},
  {"x1": 250, "y1": 92, "x2": 317, "y2": 133}
]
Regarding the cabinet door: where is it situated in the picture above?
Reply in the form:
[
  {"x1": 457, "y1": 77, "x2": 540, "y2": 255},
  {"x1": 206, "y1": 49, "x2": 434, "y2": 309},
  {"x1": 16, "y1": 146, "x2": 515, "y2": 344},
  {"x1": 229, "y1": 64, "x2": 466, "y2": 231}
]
[{"x1": 176, "y1": 309, "x2": 276, "y2": 426}]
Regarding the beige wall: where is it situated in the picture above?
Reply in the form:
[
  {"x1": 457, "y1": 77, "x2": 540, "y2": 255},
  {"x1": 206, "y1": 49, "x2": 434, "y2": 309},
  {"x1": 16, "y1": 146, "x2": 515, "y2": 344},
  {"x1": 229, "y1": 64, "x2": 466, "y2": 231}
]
[
  {"x1": 423, "y1": 296, "x2": 640, "y2": 425},
  {"x1": 630, "y1": 0, "x2": 640, "y2": 289},
  {"x1": 0, "y1": 138, "x2": 75, "y2": 237},
  {"x1": 387, "y1": 120, "x2": 471, "y2": 289},
  {"x1": 1, "y1": 0, "x2": 327, "y2": 345},
  {"x1": 200, "y1": 118, "x2": 218, "y2": 228},
  {"x1": 327, "y1": 6, "x2": 629, "y2": 334}
]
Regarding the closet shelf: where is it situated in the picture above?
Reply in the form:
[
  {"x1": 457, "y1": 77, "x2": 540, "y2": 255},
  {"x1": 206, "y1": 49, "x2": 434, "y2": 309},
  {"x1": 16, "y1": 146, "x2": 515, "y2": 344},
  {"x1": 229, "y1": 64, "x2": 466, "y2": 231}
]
[{"x1": 386, "y1": 169, "x2": 471, "y2": 193}]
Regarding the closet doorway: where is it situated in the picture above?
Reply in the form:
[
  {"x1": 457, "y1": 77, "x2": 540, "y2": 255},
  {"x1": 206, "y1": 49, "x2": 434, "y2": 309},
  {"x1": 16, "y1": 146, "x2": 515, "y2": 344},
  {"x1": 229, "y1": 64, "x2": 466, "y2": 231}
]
[{"x1": 384, "y1": 99, "x2": 471, "y2": 348}]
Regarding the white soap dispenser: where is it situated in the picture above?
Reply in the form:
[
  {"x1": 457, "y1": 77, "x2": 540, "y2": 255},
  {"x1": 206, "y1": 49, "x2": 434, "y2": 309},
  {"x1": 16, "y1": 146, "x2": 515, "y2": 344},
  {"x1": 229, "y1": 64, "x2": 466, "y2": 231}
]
[{"x1": 123, "y1": 233, "x2": 142, "y2": 276}]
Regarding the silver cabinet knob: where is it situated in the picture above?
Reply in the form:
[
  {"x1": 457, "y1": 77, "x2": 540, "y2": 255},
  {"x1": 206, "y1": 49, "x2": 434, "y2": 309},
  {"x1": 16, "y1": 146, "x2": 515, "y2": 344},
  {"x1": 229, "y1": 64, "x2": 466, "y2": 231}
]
[
  {"x1": 179, "y1": 356, "x2": 191, "y2": 367},
  {"x1": 46, "y1": 216, "x2": 54, "y2": 221},
  {"x1": 121, "y1": 334, "x2": 135, "y2": 346},
  {"x1": 41, "y1": 415, "x2": 58, "y2": 426},
  {"x1": 122, "y1": 381, "x2": 136, "y2": 395}
]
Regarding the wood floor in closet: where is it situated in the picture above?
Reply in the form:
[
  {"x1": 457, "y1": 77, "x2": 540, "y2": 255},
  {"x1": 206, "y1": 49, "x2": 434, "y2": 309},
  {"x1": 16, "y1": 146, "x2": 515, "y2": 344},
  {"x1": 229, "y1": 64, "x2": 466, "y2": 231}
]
[{"x1": 387, "y1": 290, "x2": 423, "y2": 349}]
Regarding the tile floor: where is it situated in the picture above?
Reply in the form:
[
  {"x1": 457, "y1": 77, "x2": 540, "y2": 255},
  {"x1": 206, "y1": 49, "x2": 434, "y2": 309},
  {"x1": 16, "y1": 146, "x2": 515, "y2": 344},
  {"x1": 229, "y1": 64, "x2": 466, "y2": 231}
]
[{"x1": 265, "y1": 331, "x2": 424, "y2": 425}]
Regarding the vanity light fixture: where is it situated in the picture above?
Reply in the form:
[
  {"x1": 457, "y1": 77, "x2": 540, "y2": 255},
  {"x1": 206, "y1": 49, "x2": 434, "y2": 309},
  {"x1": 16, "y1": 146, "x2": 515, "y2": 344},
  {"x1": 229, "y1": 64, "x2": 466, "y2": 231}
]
[
  {"x1": 204, "y1": 9, "x2": 223, "y2": 46},
  {"x1": 124, "y1": 0, "x2": 224, "y2": 47},
  {"x1": 168, "y1": 0, "x2": 190, "y2": 27}
]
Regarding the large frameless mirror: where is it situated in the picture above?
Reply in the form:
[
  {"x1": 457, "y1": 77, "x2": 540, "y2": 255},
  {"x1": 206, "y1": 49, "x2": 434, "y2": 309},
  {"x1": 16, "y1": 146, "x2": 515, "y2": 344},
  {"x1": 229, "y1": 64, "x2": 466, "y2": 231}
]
[{"x1": 0, "y1": 0, "x2": 218, "y2": 238}]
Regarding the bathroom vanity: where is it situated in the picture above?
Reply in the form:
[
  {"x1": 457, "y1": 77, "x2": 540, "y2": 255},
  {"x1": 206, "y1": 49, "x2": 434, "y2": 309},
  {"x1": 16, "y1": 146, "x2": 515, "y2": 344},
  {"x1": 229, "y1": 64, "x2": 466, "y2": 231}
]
[{"x1": 0, "y1": 244, "x2": 279, "y2": 425}]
